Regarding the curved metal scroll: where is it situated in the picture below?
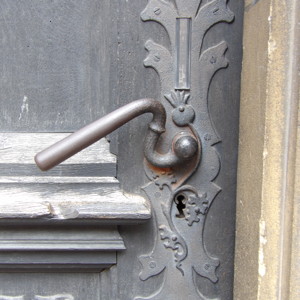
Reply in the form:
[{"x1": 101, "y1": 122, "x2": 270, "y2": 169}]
[{"x1": 135, "y1": 1, "x2": 235, "y2": 300}]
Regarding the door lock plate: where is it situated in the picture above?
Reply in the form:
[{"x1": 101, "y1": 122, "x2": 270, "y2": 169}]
[{"x1": 137, "y1": 1, "x2": 234, "y2": 299}]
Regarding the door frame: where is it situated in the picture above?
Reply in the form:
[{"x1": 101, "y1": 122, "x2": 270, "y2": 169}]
[{"x1": 234, "y1": 0, "x2": 300, "y2": 299}]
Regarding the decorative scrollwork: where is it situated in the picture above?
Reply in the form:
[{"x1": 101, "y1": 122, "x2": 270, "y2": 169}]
[
  {"x1": 183, "y1": 192, "x2": 208, "y2": 226},
  {"x1": 137, "y1": 0, "x2": 234, "y2": 299}
]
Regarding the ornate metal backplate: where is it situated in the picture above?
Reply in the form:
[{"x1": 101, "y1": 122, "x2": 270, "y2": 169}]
[{"x1": 137, "y1": 1, "x2": 234, "y2": 299}]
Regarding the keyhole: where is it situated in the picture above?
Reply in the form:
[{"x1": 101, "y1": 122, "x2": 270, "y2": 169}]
[{"x1": 175, "y1": 193, "x2": 187, "y2": 218}]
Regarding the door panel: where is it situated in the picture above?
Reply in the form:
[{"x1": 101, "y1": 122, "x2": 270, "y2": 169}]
[
  {"x1": 106, "y1": 1, "x2": 243, "y2": 299},
  {"x1": 0, "y1": 0, "x2": 110, "y2": 132},
  {"x1": 0, "y1": 273, "x2": 100, "y2": 300},
  {"x1": 0, "y1": 1, "x2": 243, "y2": 299}
]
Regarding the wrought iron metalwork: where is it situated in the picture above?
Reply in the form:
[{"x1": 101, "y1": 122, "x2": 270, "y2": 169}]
[
  {"x1": 136, "y1": 1, "x2": 234, "y2": 299},
  {"x1": 34, "y1": 1, "x2": 234, "y2": 298},
  {"x1": 35, "y1": 98, "x2": 198, "y2": 171}
]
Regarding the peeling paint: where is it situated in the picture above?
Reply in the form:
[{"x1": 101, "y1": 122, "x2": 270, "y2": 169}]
[
  {"x1": 34, "y1": 294, "x2": 74, "y2": 300},
  {"x1": 18, "y1": 96, "x2": 29, "y2": 120},
  {"x1": 268, "y1": 39, "x2": 277, "y2": 56},
  {"x1": 258, "y1": 219, "x2": 267, "y2": 277},
  {"x1": 267, "y1": 5, "x2": 277, "y2": 58},
  {"x1": 45, "y1": 201, "x2": 55, "y2": 216},
  {"x1": 58, "y1": 204, "x2": 79, "y2": 219}
]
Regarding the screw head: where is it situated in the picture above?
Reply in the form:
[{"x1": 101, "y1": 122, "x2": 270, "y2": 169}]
[
  {"x1": 195, "y1": 207, "x2": 200, "y2": 213},
  {"x1": 178, "y1": 105, "x2": 185, "y2": 112},
  {"x1": 204, "y1": 133, "x2": 212, "y2": 141},
  {"x1": 154, "y1": 54, "x2": 160, "y2": 62},
  {"x1": 154, "y1": 7, "x2": 161, "y2": 15},
  {"x1": 172, "y1": 105, "x2": 195, "y2": 127}
]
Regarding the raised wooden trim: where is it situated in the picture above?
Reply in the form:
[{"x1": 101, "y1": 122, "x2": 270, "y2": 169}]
[
  {"x1": 0, "y1": 132, "x2": 150, "y2": 271},
  {"x1": 0, "y1": 133, "x2": 116, "y2": 164},
  {"x1": 0, "y1": 133, "x2": 151, "y2": 224},
  {"x1": 0, "y1": 226, "x2": 125, "y2": 272}
]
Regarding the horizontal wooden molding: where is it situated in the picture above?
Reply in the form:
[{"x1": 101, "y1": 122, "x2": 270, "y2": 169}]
[
  {"x1": 0, "y1": 132, "x2": 151, "y2": 224},
  {"x1": 0, "y1": 226, "x2": 125, "y2": 272}
]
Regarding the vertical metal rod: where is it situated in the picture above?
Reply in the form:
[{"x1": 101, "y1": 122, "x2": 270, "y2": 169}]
[{"x1": 175, "y1": 17, "x2": 192, "y2": 90}]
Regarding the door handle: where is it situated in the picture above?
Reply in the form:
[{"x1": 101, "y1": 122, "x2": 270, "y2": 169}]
[{"x1": 35, "y1": 98, "x2": 198, "y2": 171}]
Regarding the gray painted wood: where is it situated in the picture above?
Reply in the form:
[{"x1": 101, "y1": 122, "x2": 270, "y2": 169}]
[
  {"x1": 0, "y1": 133, "x2": 116, "y2": 177},
  {"x1": 0, "y1": 0, "x2": 111, "y2": 132},
  {"x1": 0, "y1": 227, "x2": 125, "y2": 251},
  {"x1": 0, "y1": 1, "x2": 123, "y2": 298},
  {"x1": 0, "y1": 133, "x2": 150, "y2": 224},
  {"x1": 0, "y1": 273, "x2": 101, "y2": 300},
  {"x1": 0, "y1": 184, "x2": 150, "y2": 223},
  {"x1": 0, "y1": 226, "x2": 125, "y2": 272},
  {"x1": 0, "y1": 133, "x2": 116, "y2": 165}
]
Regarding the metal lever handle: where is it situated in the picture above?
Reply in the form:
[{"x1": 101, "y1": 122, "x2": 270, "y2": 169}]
[{"x1": 35, "y1": 98, "x2": 198, "y2": 171}]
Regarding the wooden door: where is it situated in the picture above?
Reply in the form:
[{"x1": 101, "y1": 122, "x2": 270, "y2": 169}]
[{"x1": 0, "y1": 1, "x2": 243, "y2": 299}]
